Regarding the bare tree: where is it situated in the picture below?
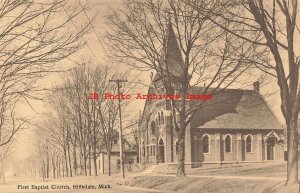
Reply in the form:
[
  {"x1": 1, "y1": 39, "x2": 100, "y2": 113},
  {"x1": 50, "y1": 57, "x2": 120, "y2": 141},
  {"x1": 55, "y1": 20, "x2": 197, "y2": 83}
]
[
  {"x1": 129, "y1": 121, "x2": 140, "y2": 160},
  {"x1": 106, "y1": 0, "x2": 264, "y2": 176},
  {"x1": 0, "y1": 137, "x2": 17, "y2": 184},
  {"x1": 184, "y1": 0, "x2": 300, "y2": 185},
  {"x1": 0, "y1": 0, "x2": 91, "y2": 148},
  {"x1": 97, "y1": 71, "x2": 135, "y2": 176},
  {"x1": 35, "y1": 61, "x2": 138, "y2": 178}
]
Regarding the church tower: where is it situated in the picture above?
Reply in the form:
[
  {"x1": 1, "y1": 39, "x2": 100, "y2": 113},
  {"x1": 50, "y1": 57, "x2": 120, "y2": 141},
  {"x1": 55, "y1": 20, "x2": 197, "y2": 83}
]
[
  {"x1": 148, "y1": 21, "x2": 187, "y2": 163},
  {"x1": 152, "y1": 21, "x2": 185, "y2": 95}
]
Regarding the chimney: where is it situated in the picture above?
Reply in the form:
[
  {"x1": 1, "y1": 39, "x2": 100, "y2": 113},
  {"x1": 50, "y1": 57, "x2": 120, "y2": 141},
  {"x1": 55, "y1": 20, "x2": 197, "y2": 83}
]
[{"x1": 253, "y1": 81, "x2": 260, "y2": 93}]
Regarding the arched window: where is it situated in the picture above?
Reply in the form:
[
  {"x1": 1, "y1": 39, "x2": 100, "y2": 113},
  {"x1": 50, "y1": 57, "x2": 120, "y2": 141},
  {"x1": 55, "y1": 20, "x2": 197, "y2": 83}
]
[
  {"x1": 158, "y1": 112, "x2": 161, "y2": 125},
  {"x1": 225, "y1": 135, "x2": 232, "y2": 153},
  {"x1": 151, "y1": 121, "x2": 156, "y2": 135},
  {"x1": 161, "y1": 111, "x2": 164, "y2": 124},
  {"x1": 246, "y1": 135, "x2": 252, "y2": 152},
  {"x1": 203, "y1": 134, "x2": 210, "y2": 153},
  {"x1": 169, "y1": 114, "x2": 174, "y2": 132}
]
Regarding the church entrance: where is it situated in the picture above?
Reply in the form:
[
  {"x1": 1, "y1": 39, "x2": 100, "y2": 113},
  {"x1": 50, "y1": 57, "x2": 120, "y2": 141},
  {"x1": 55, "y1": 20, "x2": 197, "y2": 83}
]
[
  {"x1": 266, "y1": 137, "x2": 275, "y2": 160},
  {"x1": 158, "y1": 139, "x2": 165, "y2": 163}
]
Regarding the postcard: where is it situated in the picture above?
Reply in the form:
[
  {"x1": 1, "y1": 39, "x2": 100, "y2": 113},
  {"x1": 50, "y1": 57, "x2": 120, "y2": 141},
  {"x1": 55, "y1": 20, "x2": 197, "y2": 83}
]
[{"x1": 0, "y1": 0, "x2": 299, "y2": 193}]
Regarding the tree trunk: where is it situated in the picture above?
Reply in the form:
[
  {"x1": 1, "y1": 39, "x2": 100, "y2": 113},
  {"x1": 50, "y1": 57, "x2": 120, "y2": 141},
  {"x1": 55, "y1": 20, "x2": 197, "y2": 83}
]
[
  {"x1": 57, "y1": 159, "x2": 60, "y2": 178},
  {"x1": 42, "y1": 160, "x2": 46, "y2": 179},
  {"x1": 108, "y1": 151, "x2": 111, "y2": 176},
  {"x1": 52, "y1": 158, "x2": 56, "y2": 178},
  {"x1": 83, "y1": 151, "x2": 87, "y2": 176},
  {"x1": 286, "y1": 117, "x2": 298, "y2": 185},
  {"x1": 93, "y1": 151, "x2": 97, "y2": 176},
  {"x1": 64, "y1": 148, "x2": 69, "y2": 177},
  {"x1": 176, "y1": 86, "x2": 187, "y2": 177},
  {"x1": 79, "y1": 150, "x2": 83, "y2": 175},
  {"x1": 92, "y1": 103, "x2": 98, "y2": 176},
  {"x1": 176, "y1": 130, "x2": 185, "y2": 176},
  {"x1": 67, "y1": 143, "x2": 73, "y2": 177},
  {"x1": 46, "y1": 154, "x2": 49, "y2": 178},
  {"x1": 73, "y1": 135, "x2": 77, "y2": 176},
  {"x1": 73, "y1": 150, "x2": 77, "y2": 176},
  {"x1": 176, "y1": 112, "x2": 186, "y2": 176},
  {"x1": 62, "y1": 159, "x2": 65, "y2": 178},
  {"x1": 92, "y1": 135, "x2": 97, "y2": 176},
  {"x1": 88, "y1": 144, "x2": 92, "y2": 176},
  {"x1": 1, "y1": 153, "x2": 5, "y2": 184},
  {"x1": 39, "y1": 166, "x2": 42, "y2": 178}
]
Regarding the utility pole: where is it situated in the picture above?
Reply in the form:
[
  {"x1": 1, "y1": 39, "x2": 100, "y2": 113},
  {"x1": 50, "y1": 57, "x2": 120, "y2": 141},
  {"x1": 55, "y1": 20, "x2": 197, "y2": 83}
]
[{"x1": 109, "y1": 79, "x2": 127, "y2": 179}]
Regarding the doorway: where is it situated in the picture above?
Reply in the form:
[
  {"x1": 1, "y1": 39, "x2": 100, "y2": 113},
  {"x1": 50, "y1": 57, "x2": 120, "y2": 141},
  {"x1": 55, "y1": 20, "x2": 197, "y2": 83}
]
[
  {"x1": 266, "y1": 137, "x2": 275, "y2": 160},
  {"x1": 158, "y1": 139, "x2": 165, "y2": 163}
]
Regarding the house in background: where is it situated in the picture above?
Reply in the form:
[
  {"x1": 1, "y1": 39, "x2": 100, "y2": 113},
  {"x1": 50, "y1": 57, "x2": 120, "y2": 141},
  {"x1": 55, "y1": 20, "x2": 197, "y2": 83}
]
[
  {"x1": 138, "y1": 24, "x2": 285, "y2": 167},
  {"x1": 98, "y1": 134, "x2": 138, "y2": 174}
]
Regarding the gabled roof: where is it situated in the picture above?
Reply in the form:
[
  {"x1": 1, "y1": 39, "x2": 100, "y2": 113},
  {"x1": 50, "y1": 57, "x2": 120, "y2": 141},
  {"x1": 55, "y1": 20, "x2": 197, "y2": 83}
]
[
  {"x1": 190, "y1": 88, "x2": 283, "y2": 130},
  {"x1": 99, "y1": 133, "x2": 136, "y2": 154},
  {"x1": 139, "y1": 85, "x2": 156, "y2": 123},
  {"x1": 264, "y1": 130, "x2": 284, "y2": 141}
]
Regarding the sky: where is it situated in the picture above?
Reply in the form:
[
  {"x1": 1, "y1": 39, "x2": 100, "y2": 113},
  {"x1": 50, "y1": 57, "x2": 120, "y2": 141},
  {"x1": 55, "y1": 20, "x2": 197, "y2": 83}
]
[
  {"x1": 7, "y1": 0, "x2": 129, "y2": 165},
  {"x1": 15, "y1": 0, "x2": 290, "y2": 126},
  {"x1": 5, "y1": 0, "x2": 300, "y2": 171}
]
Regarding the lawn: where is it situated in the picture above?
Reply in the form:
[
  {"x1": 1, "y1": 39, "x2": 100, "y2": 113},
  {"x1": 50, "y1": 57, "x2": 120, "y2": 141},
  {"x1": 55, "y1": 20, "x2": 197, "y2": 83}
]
[
  {"x1": 154, "y1": 162, "x2": 296, "y2": 178},
  {"x1": 124, "y1": 162, "x2": 299, "y2": 193},
  {"x1": 125, "y1": 175, "x2": 297, "y2": 193}
]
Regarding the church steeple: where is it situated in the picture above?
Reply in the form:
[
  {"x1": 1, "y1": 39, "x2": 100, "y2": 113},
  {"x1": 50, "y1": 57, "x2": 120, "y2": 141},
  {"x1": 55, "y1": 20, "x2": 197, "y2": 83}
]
[
  {"x1": 153, "y1": 21, "x2": 185, "y2": 83},
  {"x1": 164, "y1": 21, "x2": 185, "y2": 78}
]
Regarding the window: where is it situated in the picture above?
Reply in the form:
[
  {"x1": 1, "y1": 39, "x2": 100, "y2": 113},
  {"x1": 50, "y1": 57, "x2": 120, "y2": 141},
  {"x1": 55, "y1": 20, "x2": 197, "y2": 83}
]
[
  {"x1": 246, "y1": 135, "x2": 252, "y2": 152},
  {"x1": 225, "y1": 135, "x2": 232, "y2": 153},
  {"x1": 113, "y1": 139, "x2": 118, "y2": 145},
  {"x1": 161, "y1": 111, "x2": 164, "y2": 124},
  {"x1": 203, "y1": 134, "x2": 210, "y2": 153},
  {"x1": 158, "y1": 112, "x2": 161, "y2": 125},
  {"x1": 151, "y1": 121, "x2": 156, "y2": 135}
]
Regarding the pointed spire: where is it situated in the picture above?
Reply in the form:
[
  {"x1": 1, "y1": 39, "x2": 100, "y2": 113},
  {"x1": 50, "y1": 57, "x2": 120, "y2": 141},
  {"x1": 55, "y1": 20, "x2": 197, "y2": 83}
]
[
  {"x1": 165, "y1": 20, "x2": 184, "y2": 78},
  {"x1": 152, "y1": 19, "x2": 185, "y2": 83}
]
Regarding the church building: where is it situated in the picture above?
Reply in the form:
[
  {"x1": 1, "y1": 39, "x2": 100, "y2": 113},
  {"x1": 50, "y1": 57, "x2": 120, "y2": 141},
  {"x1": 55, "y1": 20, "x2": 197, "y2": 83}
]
[{"x1": 138, "y1": 24, "x2": 285, "y2": 167}]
